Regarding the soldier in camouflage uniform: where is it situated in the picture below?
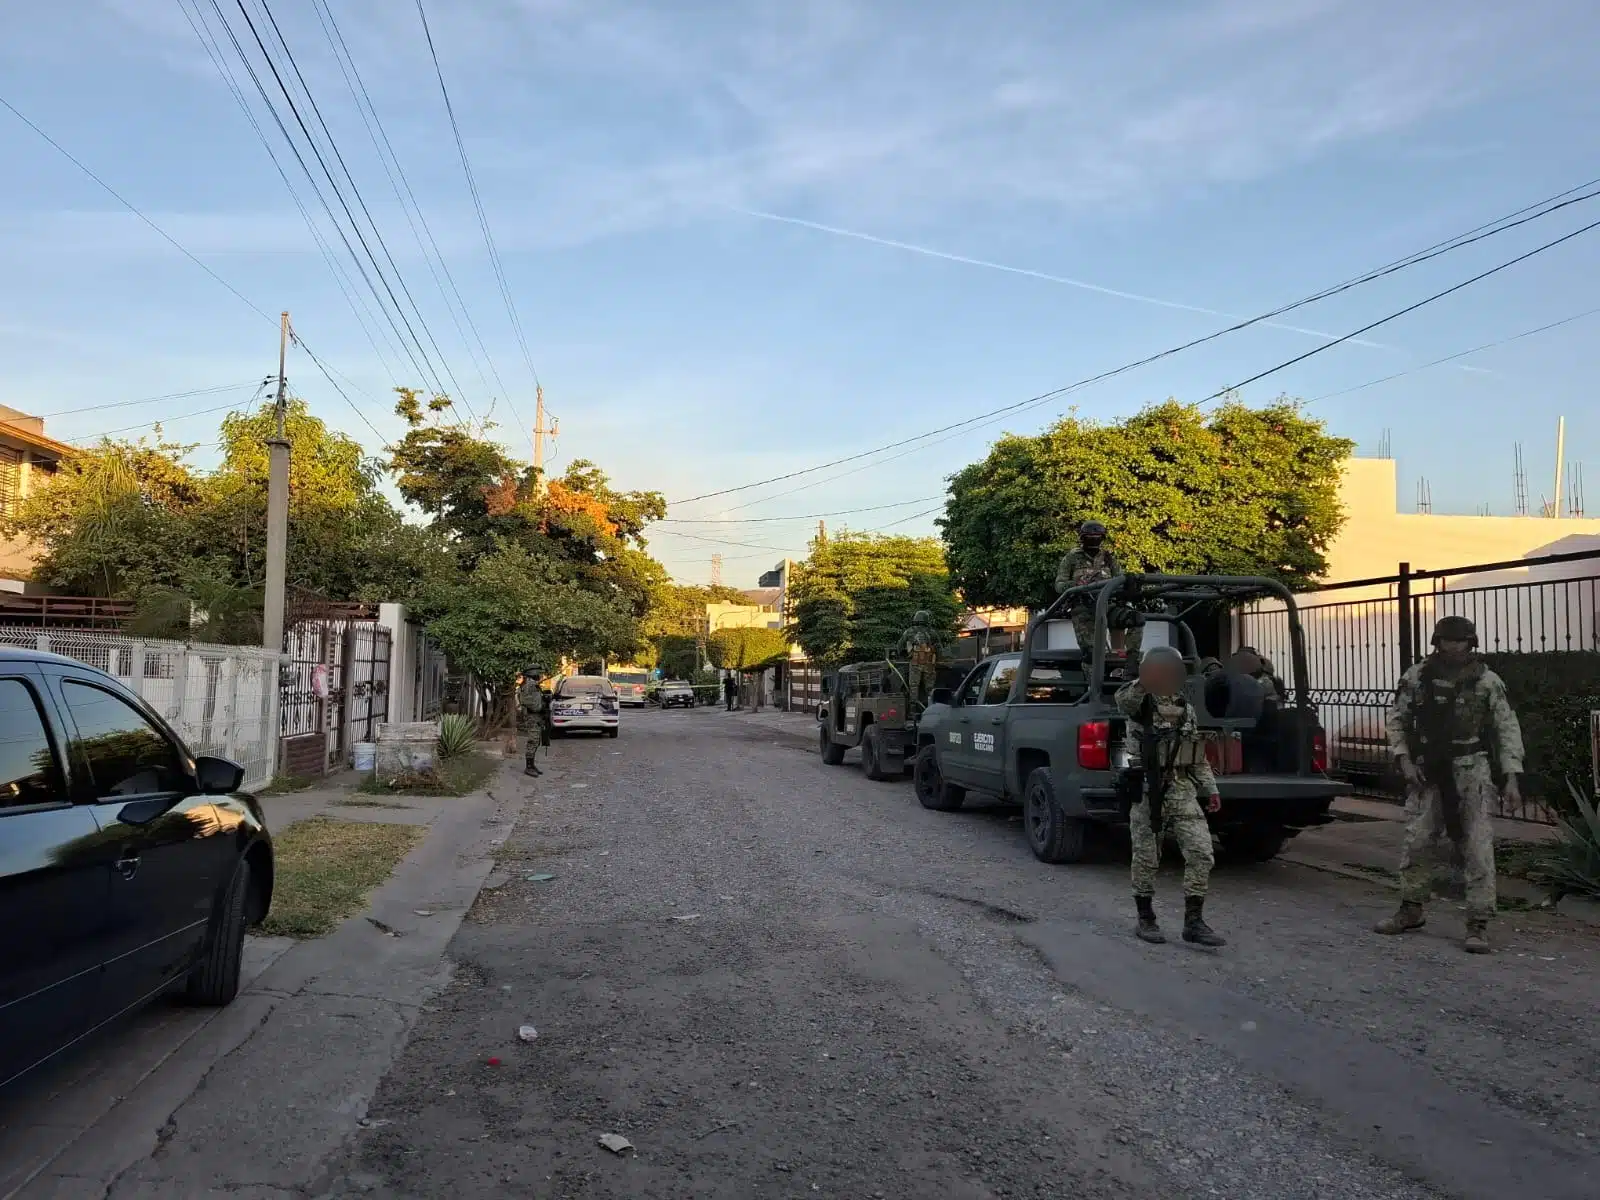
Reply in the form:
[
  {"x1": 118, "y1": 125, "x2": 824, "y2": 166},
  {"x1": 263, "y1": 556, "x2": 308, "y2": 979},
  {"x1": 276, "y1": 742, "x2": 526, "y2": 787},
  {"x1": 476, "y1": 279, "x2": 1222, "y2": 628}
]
[
  {"x1": 900, "y1": 610, "x2": 938, "y2": 713},
  {"x1": 518, "y1": 666, "x2": 551, "y2": 777},
  {"x1": 1055, "y1": 520, "x2": 1142, "y2": 663},
  {"x1": 1378, "y1": 615, "x2": 1524, "y2": 954},
  {"x1": 1115, "y1": 645, "x2": 1226, "y2": 947}
]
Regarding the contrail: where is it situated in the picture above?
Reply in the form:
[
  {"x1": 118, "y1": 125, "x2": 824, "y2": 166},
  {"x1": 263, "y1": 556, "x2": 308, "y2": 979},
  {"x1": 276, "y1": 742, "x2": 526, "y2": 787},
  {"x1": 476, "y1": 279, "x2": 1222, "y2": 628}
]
[{"x1": 733, "y1": 206, "x2": 1490, "y2": 373}]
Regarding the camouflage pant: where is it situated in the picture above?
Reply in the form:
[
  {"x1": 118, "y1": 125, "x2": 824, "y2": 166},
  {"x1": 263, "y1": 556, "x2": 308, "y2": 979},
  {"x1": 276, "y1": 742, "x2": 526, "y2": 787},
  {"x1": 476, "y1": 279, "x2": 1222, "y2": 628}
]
[
  {"x1": 1129, "y1": 777, "x2": 1215, "y2": 898},
  {"x1": 1398, "y1": 754, "x2": 1497, "y2": 919},
  {"x1": 908, "y1": 661, "x2": 934, "y2": 707},
  {"x1": 1071, "y1": 610, "x2": 1143, "y2": 659}
]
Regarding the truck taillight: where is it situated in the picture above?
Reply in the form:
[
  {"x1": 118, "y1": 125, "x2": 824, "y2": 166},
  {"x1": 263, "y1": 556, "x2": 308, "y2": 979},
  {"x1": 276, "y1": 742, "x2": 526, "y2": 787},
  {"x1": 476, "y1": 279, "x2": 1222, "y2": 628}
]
[
  {"x1": 1205, "y1": 734, "x2": 1243, "y2": 774},
  {"x1": 1311, "y1": 729, "x2": 1328, "y2": 774},
  {"x1": 1078, "y1": 721, "x2": 1111, "y2": 770}
]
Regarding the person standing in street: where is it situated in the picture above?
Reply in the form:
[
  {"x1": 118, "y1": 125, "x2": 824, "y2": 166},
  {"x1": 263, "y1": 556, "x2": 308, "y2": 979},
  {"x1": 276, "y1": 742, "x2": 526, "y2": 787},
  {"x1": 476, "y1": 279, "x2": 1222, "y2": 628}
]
[
  {"x1": 1115, "y1": 645, "x2": 1225, "y2": 947},
  {"x1": 1377, "y1": 615, "x2": 1524, "y2": 954},
  {"x1": 519, "y1": 666, "x2": 551, "y2": 777},
  {"x1": 722, "y1": 672, "x2": 737, "y2": 712},
  {"x1": 1055, "y1": 520, "x2": 1142, "y2": 666}
]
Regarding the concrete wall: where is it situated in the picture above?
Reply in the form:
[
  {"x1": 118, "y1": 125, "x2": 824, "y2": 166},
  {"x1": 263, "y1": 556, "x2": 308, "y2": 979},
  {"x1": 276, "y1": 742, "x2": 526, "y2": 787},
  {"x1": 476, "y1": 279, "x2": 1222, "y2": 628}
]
[{"x1": 707, "y1": 601, "x2": 783, "y2": 632}]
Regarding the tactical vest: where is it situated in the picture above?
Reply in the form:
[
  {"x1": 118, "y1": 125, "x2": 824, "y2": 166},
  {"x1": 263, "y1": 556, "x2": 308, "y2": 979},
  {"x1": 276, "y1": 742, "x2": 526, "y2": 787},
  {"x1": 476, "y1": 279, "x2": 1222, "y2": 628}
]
[
  {"x1": 518, "y1": 680, "x2": 545, "y2": 711},
  {"x1": 1410, "y1": 658, "x2": 1489, "y2": 766}
]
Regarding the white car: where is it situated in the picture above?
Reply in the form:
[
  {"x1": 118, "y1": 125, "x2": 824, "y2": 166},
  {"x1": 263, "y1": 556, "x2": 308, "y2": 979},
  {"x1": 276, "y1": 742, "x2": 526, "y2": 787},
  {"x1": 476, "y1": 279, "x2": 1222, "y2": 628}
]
[
  {"x1": 608, "y1": 670, "x2": 651, "y2": 707},
  {"x1": 550, "y1": 676, "x2": 620, "y2": 737}
]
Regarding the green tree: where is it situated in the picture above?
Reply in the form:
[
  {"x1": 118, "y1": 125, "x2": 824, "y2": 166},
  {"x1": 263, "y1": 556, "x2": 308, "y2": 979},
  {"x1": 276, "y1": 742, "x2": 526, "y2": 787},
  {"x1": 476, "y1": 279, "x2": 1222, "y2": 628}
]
[
  {"x1": 941, "y1": 397, "x2": 1352, "y2": 608},
  {"x1": 786, "y1": 532, "x2": 963, "y2": 665},
  {"x1": 706, "y1": 625, "x2": 790, "y2": 671}
]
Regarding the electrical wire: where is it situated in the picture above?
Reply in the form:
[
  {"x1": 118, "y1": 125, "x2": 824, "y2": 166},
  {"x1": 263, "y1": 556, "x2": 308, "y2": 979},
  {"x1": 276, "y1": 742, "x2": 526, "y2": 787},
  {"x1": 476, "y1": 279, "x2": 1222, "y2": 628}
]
[
  {"x1": 415, "y1": 0, "x2": 540, "y2": 442},
  {"x1": 1310, "y1": 304, "x2": 1600, "y2": 401},
  {"x1": 38, "y1": 380, "x2": 265, "y2": 420},
  {"x1": 0, "y1": 91, "x2": 386, "y2": 442},
  {"x1": 656, "y1": 496, "x2": 944, "y2": 524},
  {"x1": 668, "y1": 178, "x2": 1600, "y2": 507}
]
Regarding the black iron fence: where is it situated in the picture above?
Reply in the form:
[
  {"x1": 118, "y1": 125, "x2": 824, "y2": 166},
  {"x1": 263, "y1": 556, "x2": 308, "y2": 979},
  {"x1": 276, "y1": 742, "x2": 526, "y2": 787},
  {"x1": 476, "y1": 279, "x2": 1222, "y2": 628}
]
[
  {"x1": 280, "y1": 588, "x2": 388, "y2": 773},
  {"x1": 1239, "y1": 548, "x2": 1600, "y2": 823}
]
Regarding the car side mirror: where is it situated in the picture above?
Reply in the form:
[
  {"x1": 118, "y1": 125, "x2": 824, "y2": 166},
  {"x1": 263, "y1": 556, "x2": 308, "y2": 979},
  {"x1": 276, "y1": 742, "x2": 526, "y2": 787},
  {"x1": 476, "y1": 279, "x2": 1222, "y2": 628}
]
[
  {"x1": 929, "y1": 687, "x2": 955, "y2": 707},
  {"x1": 195, "y1": 755, "x2": 245, "y2": 795}
]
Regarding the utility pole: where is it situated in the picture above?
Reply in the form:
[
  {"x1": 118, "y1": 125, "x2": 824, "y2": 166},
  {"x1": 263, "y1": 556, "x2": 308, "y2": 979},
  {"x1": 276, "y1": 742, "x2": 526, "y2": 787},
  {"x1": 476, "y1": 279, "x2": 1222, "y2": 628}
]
[
  {"x1": 531, "y1": 384, "x2": 558, "y2": 490},
  {"x1": 262, "y1": 311, "x2": 291, "y2": 654},
  {"x1": 1553, "y1": 416, "x2": 1566, "y2": 518}
]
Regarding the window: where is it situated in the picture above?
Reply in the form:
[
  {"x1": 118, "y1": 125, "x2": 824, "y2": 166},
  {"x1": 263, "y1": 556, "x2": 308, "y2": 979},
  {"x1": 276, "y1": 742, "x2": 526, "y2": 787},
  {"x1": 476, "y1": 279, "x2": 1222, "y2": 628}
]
[
  {"x1": 62, "y1": 682, "x2": 187, "y2": 797},
  {"x1": 0, "y1": 446, "x2": 20, "y2": 518},
  {"x1": 1024, "y1": 664, "x2": 1088, "y2": 704},
  {"x1": 0, "y1": 679, "x2": 62, "y2": 808},
  {"x1": 983, "y1": 659, "x2": 1019, "y2": 705},
  {"x1": 957, "y1": 664, "x2": 990, "y2": 707}
]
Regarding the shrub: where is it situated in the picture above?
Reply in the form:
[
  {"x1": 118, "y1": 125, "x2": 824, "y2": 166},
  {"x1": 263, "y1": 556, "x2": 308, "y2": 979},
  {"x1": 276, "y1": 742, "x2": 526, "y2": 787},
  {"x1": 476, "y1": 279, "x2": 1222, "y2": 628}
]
[
  {"x1": 1513, "y1": 781, "x2": 1600, "y2": 900},
  {"x1": 1482, "y1": 651, "x2": 1600, "y2": 819},
  {"x1": 436, "y1": 713, "x2": 479, "y2": 760}
]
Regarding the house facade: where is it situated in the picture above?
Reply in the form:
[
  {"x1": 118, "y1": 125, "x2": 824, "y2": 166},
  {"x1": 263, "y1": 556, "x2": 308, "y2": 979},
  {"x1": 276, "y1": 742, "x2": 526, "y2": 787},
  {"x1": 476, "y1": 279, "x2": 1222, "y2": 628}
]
[{"x1": 0, "y1": 406, "x2": 73, "y2": 591}]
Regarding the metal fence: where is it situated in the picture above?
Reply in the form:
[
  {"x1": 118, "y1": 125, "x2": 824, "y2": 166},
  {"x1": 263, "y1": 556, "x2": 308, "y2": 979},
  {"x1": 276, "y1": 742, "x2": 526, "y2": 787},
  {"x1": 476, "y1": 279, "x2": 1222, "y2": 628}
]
[
  {"x1": 1239, "y1": 548, "x2": 1600, "y2": 823},
  {"x1": 0, "y1": 626, "x2": 280, "y2": 792}
]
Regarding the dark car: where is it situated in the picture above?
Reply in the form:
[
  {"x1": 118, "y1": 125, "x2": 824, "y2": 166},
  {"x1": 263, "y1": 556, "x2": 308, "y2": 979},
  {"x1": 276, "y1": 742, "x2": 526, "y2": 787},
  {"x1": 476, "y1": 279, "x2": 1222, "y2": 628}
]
[
  {"x1": 657, "y1": 681, "x2": 695, "y2": 709},
  {"x1": 0, "y1": 647, "x2": 274, "y2": 1090}
]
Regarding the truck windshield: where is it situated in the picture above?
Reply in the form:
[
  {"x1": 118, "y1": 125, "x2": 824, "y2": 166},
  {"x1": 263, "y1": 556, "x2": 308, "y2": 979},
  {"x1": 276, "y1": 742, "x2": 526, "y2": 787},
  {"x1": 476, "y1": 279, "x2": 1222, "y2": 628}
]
[{"x1": 610, "y1": 671, "x2": 648, "y2": 685}]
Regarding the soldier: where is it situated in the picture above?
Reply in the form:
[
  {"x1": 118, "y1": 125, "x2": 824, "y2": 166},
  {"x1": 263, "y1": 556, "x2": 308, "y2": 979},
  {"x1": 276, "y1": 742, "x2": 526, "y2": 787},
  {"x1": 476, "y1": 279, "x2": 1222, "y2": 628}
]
[
  {"x1": 901, "y1": 610, "x2": 938, "y2": 712},
  {"x1": 518, "y1": 666, "x2": 551, "y2": 777},
  {"x1": 1377, "y1": 615, "x2": 1524, "y2": 954},
  {"x1": 1115, "y1": 645, "x2": 1226, "y2": 947},
  {"x1": 1055, "y1": 520, "x2": 1142, "y2": 664},
  {"x1": 1229, "y1": 647, "x2": 1284, "y2": 703}
]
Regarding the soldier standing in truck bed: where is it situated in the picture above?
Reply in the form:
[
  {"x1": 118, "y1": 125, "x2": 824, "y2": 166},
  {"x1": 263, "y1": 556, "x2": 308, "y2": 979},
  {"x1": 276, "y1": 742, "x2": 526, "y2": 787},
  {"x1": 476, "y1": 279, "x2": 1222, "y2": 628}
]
[
  {"x1": 1377, "y1": 615, "x2": 1524, "y2": 954},
  {"x1": 1055, "y1": 520, "x2": 1142, "y2": 665}
]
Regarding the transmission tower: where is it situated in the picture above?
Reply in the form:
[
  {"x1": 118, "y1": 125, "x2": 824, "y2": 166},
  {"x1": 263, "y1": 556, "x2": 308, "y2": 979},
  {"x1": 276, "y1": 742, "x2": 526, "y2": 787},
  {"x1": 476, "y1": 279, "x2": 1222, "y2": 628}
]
[
  {"x1": 1416, "y1": 477, "x2": 1433, "y2": 514},
  {"x1": 1572, "y1": 462, "x2": 1586, "y2": 517},
  {"x1": 1513, "y1": 443, "x2": 1529, "y2": 516}
]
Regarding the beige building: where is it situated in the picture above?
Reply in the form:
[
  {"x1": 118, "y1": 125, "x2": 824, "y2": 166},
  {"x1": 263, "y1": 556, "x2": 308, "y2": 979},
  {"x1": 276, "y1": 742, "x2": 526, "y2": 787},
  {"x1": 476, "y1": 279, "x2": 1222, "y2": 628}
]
[{"x1": 0, "y1": 406, "x2": 72, "y2": 590}]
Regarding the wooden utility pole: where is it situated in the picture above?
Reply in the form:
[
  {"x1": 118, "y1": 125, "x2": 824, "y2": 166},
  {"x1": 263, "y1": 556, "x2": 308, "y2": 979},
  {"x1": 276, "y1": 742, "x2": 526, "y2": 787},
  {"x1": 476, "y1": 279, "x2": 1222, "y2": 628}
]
[
  {"x1": 261, "y1": 311, "x2": 291, "y2": 653},
  {"x1": 532, "y1": 384, "x2": 558, "y2": 489}
]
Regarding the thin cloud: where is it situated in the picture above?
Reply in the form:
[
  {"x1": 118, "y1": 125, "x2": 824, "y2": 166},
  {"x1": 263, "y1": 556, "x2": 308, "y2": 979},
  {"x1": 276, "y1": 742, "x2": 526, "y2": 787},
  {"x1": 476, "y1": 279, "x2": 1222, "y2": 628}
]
[{"x1": 732, "y1": 206, "x2": 1490, "y2": 372}]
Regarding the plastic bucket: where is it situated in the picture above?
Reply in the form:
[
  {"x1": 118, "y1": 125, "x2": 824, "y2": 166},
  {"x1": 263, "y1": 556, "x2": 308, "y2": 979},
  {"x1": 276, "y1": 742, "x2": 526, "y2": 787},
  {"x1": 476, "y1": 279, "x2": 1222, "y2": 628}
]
[{"x1": 352, "y1": 742, "x2": 377, "y2": 772}]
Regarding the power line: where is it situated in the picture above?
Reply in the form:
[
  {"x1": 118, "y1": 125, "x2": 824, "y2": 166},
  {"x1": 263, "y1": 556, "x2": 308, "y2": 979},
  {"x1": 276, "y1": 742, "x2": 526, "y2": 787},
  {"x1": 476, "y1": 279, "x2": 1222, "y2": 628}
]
[
  {"x1": 1310, "y1": 305, "x2": 1600, "y2": 401},
  {"x1": 1200, "y1": 212, "x2": 1600, "y2": 403},
  {"x1": 668, "y1": 179, "x2": 1600, "y2": 507},
  {"x1": 0, "y1": 91, "x2": 386, "y2": 442},
  {"x1": 37, "y1": 380, "x2": 264, "y2": 420},
  {"x1": 657, "y1": 496, "x2": 944, "y2": 524},
  {"x1": 310, "y1": 0, "x2": 511, "y2": 419},
  {"x1": 415, "y1": 0, "x2": 539, "y2": 442}
]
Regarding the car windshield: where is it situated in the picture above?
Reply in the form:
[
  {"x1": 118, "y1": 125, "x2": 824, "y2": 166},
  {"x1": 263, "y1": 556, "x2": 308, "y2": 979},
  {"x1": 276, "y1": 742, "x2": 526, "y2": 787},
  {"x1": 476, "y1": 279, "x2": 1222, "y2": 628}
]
[{"x1": 557, "y1": 677, "x2": 612, "y2": 696}]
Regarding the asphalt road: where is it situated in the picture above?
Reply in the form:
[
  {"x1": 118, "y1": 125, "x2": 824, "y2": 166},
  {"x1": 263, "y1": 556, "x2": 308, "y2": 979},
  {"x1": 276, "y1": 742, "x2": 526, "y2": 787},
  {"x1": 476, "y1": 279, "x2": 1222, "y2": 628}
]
[{"x1": 322, "y1": 707, "x2": 1600, "y2": 1200}]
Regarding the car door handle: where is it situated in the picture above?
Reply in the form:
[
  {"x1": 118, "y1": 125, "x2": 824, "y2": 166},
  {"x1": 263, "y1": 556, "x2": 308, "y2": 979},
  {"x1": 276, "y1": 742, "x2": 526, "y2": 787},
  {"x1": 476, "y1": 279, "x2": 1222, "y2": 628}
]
[
  {"x1": 989, "y1": 716, "x2": 1004, "y2": 724},
  {"x1": 115, "y1": 853, "x2": 141, "y2": 880}
]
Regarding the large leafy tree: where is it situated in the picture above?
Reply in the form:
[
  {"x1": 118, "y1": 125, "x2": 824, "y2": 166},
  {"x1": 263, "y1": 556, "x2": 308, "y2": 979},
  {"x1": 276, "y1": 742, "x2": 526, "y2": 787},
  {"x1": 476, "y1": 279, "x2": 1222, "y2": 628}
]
[
  {"x1": 941, "y1": 398, "x2": 1352, "y2": 608},
  {"x1": 706, "y1": 625, "x2": 790, "y2": 671},
  {"x1": 786, "y1": 531, "x2": 963, "y2": 665}
]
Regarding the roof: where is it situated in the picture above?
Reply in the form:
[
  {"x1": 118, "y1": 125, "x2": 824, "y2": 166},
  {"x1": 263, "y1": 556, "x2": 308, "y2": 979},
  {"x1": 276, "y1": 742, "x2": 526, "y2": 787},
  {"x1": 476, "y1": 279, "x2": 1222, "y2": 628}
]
[
  {"x1": 0, "y1": 408, "x2": 76, "y2": 459},
  {"x1": 739, "y1": 587, "x2": 782, "y2": 607}
]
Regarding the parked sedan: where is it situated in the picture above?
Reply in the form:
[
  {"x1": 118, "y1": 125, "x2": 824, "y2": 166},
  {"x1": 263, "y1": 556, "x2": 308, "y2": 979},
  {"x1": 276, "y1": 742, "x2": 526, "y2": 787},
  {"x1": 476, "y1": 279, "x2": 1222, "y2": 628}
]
[
  {"x1": 550, "y1": 675, "x2": 621, "y2": 737},
  {"x1": 657, "y1": 681, "x2": 695, "y2": 709},
  {"x1": 0, "y1": 646, "x2": 273, "y2": 1090}
]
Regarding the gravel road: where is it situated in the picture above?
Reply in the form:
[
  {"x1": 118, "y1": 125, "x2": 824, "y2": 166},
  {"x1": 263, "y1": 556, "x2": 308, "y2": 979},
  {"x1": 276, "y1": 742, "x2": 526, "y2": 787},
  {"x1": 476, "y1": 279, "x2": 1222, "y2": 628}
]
[{"x1": 321, "y1": 707, "x2": 1599, "y2": 1199}]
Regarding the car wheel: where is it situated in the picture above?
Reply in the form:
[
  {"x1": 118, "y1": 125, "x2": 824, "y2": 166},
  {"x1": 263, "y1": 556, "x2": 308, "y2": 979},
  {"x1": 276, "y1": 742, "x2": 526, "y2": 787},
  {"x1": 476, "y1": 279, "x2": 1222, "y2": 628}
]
[
  {"x1": 605, "y1": 726, "x2": 619, "y2": 739},
  {"x1": 863, "y1": 725, "x2": 894, "y2": 781},
  {"x1": 914, "y1": 745, "x2": 965, "y2": 811},
  {"x1": 1024, "y1": 767, "x2": 1087, "y2": 864},
  {"x1": 1221, "y1": 823, "x2": 1289, "y2": 864},
  {"x1": 186, "y1": 858, "x2": 250, "y2": 1007},
  {"x1": 820, "y1": 724, "x2": 846, "y2": 765}
]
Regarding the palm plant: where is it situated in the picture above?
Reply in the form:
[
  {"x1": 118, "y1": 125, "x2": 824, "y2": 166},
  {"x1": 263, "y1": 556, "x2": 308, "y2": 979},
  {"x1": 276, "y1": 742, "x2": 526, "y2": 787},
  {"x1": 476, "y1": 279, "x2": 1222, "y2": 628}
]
[
  {"x1": 1516, "y1": 780, "x2": 1600, "y2": 901},
  {"x1": 436, "y1": 713, "x2": 479, "y2": 760}
]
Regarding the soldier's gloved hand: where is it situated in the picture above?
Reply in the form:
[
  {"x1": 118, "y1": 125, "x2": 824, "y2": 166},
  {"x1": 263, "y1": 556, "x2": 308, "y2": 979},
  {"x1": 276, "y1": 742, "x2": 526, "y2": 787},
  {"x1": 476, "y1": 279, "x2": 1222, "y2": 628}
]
[
  {"x1": 1502, "y1": 774, "x2": 1522, "y2": 806},
  {"x1": 1398, "y1": 756, "x2": 1423, "y2": 789},
  {"x1": 1205, "y1": 792, "x2": 1221, "y2": 814}
]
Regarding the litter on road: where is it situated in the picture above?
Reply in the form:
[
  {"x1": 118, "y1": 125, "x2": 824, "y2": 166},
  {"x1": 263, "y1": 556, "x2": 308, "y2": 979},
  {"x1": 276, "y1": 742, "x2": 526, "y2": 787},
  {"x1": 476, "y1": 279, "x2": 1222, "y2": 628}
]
[
  {"x1": 670, "y1": 913, "x2": 702, "y2": 922},
  {"x1": 598, "y1": 1133, "x2": 634, "y2": 1155},
  {"x1": 518, "y1": 1024, "x2": 539, "y2": 1043},
  {"x1": 527, "y1": 872, "x2": 557, "y2": 882}
]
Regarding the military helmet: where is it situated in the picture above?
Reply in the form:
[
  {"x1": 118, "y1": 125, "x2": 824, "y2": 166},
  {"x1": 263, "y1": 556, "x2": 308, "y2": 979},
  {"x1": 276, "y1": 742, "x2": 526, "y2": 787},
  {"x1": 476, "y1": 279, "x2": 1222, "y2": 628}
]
[
  {"x1": 1143, "y1": 645, "x2": 1185, "y2": 669},
  {"x1": 1078, "y1": 519, "x2": 1107, "y2": 548},
  {"x1": 1431, "y1": 615, "x2": 1478, "y2": 647},
  {"x1": 911, "y1": 609, "x2": 932, "y2": 626}
]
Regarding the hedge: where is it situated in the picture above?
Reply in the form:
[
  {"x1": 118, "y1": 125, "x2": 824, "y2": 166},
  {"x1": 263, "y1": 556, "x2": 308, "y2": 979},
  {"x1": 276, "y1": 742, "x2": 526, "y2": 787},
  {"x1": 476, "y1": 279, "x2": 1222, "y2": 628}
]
[{"x1": 1482, "y1": 651, "x2": 1600, "y2": 816}]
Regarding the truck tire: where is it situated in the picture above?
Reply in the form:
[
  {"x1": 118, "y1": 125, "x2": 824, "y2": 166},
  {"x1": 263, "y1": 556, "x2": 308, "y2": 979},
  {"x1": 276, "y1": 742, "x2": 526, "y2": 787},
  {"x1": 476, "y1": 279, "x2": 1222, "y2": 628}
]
[
  {"x1": 186, "y1": 858, "x2": 250, "y2": 1007},
  {"x1": 605, "y1": 726, "x2": 619, "y2": 738},
  {"x1": 1024, "y1": 767, "x2": 1087, "y2": 864},
  {"x1": 861, "y1": 724, "x2": 891, "y2": 781},
  {"x1": 914, "y1": 745, "x2": 965, "y2": 811},
  {"x1": 1222, "y1": 824, "x2": 1288, "y2": 864},
  {"x1": 819, "y1": 724, "x2": 846, "y2": 765}
]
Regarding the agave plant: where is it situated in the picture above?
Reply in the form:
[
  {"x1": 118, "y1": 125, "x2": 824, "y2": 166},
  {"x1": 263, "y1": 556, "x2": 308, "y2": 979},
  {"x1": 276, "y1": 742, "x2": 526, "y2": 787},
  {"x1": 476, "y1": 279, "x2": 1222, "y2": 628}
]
[
  {"x1": 1517, "y1": 780, "x2": 1600, "y2": 901},
  {"x1": 436, "y1": 713, "x2": 479, "y2": 761}
]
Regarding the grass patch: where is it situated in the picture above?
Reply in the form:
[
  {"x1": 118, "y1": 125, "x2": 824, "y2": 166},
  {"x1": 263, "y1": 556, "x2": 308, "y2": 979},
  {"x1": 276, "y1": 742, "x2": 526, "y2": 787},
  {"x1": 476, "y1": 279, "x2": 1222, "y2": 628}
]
[
  {"x1": 331, "y1": 797, "x2": 412, "y2": 809},
  {"x1": 257, "y1": 774, "x2": 318, "y2": 796},
  {"x1": 259, "y1": 816, "x2": 425, "y2": 938},
  {"x1": 356, "y1": 752, "x2": 498, "y2": 798}
]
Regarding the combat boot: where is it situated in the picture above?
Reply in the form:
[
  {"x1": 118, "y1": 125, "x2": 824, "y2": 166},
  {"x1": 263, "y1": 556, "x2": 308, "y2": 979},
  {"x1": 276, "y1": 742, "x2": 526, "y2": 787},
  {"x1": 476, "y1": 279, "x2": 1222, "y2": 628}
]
[
  {"x1": 1181, "y1": 896, "x2": 1226, "y2": 947},
  {"x1": 1462, "y1": 917, "x2": 1492, "y2": 954},
  {"x1": 1134, "y1": 895, "x2": 1166, "y2": 944},
  {"x1": 1373, "y1": 901, "x2": 1426, "y2": 935}
]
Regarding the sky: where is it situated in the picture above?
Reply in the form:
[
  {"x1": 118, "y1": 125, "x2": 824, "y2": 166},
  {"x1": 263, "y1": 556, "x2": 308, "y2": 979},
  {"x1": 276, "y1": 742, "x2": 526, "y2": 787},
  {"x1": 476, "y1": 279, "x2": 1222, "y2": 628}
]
[{"x1": 2, "y1": 0, "x2": 1598, "y2": 586}]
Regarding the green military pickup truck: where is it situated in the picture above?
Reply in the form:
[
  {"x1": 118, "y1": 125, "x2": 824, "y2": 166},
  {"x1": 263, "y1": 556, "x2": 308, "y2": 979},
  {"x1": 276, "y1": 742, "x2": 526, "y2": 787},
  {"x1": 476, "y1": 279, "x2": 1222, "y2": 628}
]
[{"x1": 911, "y1": 574, "x2": 1350, "y2": 865}]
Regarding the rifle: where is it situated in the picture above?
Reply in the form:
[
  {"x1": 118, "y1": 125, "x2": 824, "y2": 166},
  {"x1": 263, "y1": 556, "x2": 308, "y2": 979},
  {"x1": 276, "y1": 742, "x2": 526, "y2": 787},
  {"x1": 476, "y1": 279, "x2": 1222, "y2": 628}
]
[{"x1": 1139, "y1": 692, "x2": 1173, "y2": 834}]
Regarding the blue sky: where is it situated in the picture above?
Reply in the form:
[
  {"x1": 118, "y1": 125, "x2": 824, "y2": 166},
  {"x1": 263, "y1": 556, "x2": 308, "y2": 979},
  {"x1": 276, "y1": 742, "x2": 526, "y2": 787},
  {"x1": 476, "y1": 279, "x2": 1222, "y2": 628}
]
[{"x1": 2, "y1": 0, "x2": 1598, "y2": 585}]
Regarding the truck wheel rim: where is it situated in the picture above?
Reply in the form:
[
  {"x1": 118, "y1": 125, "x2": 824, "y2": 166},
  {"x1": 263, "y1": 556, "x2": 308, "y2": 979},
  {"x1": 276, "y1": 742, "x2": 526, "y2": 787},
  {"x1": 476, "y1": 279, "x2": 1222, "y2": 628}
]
[
  {"x1": 916, "y1": 755, "x2": 938, "y2": 800},
  {"x1": 1027, "y1": 786, "x2": 1049, "y2": 845}
]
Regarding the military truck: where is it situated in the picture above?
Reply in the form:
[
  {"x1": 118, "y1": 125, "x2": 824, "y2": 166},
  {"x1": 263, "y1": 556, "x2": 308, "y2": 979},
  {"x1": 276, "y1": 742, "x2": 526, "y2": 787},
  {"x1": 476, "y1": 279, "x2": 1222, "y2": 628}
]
[
  {"x1": 911, "y1": 573, "x2": 1349, "y2": 864},
  {"x1": 817, "y1": 658, "x2": 967, "y2": 780}
]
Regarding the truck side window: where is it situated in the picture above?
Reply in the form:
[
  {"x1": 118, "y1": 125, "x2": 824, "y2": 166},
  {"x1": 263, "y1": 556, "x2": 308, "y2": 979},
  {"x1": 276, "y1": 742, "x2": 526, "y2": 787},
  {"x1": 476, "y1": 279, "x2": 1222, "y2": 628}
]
[
  {"x1": 983, "y1": 660, "x2": 1019, "y2": 705},
  {"x1": 957, "y1": 664, "x2": 990, "y2": 707}
]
